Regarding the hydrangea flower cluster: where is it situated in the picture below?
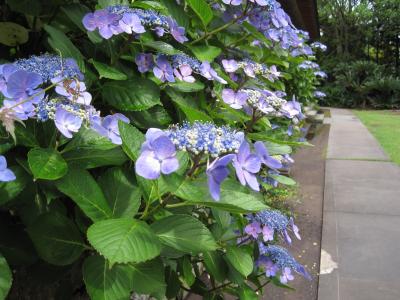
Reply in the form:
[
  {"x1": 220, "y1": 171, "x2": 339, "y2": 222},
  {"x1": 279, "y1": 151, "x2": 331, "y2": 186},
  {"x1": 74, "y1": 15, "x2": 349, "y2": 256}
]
[
  {"x1": 0, "y1": 54, "x2": 129, "y2": 144},
  {"x1": 0, "y1": 156, "x2": 16, "y2": 182},
  {"x1": 245, "y1": 209, "x2": 301, "y2": 244},
  {"x1": 83, "y1": 5, "x2": 188, "y2": 43},
  {"x1": 135, "y1": 53, "x2": 227, "y2": 83},
  {"x1": 221, "y1": 58, "x2": 281, "y2": 82},
  {"x1": 257, "y1": 244, "x2": 311, "y2": 283},
  {"x1": 311, "y1": 41, "x2": 328, "y2": 52}
]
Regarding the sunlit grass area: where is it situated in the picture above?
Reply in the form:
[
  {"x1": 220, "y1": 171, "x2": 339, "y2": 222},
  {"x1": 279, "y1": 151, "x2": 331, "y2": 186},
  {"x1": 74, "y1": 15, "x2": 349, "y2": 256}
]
[{"x1": 355, "y1": 110, "x2": 400, "y2": 165}]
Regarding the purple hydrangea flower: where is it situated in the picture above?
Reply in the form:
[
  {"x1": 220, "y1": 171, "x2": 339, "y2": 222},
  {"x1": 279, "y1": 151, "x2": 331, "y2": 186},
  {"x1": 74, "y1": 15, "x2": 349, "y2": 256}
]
[
  {"x1": 233, "y1": 141, "x2": 261, "y2": 191},
  {"x1": 244, "y1": 221, "x2": 262, "y2": 239},
  {"x1": 206, "y1": 154, "x2": 235, "y2": 201},
  {"x1": 222, "y1": 89, "x2": 248, "y2": 109},
  {"x1": 281, "y1": 97, "x2": 302, "y2": 119},
  {"x1": 119, "y1": 13, "x2": 145, "y2": 34},
  {"x1": 262, "y1": 225, "x2": 274, "y2": 241},
  {"x1": 254, "y1": 141, "x2": 282, "y2": 169},
  {"x1": 54, "y1": 108, "x2": 83, "y2": 138},
  {"x1": 135, "y1": 53, "x2": 154, "y2": 73},
  {"x1": 200, "y1": 62, "x2": 227, "y2": 84},
  {"x1": 52, "y1": 78, "x2": 92, "y2": 105},
  {"x1": 167, "y1": 18, "x2": 188, "y2": 43},
  {"x1": 173, "y1": 65, "x2": 195, "y2": 83},
  {"x1": 280, "y1": 267, "x2": 294, "y2": 284},
  {"x1": 0, "y1": 64, "x2": 17, "y2": 94},
  {"x1": 136, "y1": 129, "x2": 179, "y2": 180},
  {"x1": 153, "y1": 56, "x2": 175, "y2": 82},
  {"x1": 0, "y1": 156, "x2": 16, "y2": 182},
  {"x1": 3, "y1": 70, "x2": 43, "y2": 103},
  {"x1": 91, "y1": 113, "x2": 129, "y2": 145},
  {"x1": 82, "y1": 9, "x2": 122, "y2": 39},
  {"x1": 2, "y1": 99, "x2": 35, "y2": 121},
  {"x1": 222, "y1": 59, "x2": 239, "y2": 73},
  {"x1": 249, "y1": 0, "x2": 270, "y2": 6},
  {"x1": 257, "y1": 256, "x2": 278, "y2": 277}
]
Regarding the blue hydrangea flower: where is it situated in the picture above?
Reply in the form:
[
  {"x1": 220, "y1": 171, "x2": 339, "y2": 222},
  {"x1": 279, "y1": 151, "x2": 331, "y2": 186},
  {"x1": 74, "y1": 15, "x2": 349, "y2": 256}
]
[
  {"x1": 0, "y1": 64, "x2": 17, "y2": 94},
  {"x1": 135, "y1": 53, "x2": 154, "y2": 73},
  {"x1": 222, "y1": 89, "x2": 248, "y2": 109},
  {"x1": 2, "y1": 100, "x2": 35, "y2": 121},
  {"x1": 3, "y1": 70, "x2": 43, "y2": 103},
  {"x1": 254, "y1": 141, "x2": 283, "y2": 169},
  {"x1": 119, "y1": 12, "x2": 146, "y2": 34},
  {"x1": 52, "y1": 77, "x2": 92, "y2": 105},
  {"x1": 206, "y1": 154, "x2": 235, "y2": 201},
  {"x1": 166, "y1": 121, "x2": 244, "y2": 157},
  {"x1": 281, "y1": 97, "x2": 303, "y2": 120},
  {"x1": 12, "y1": 54, "x2": 83, "y2": 81},
  {"x1": 91, "y1": 113, "x2": 129, "y2": 145},
  {"x1": 232, "y1": 141, "x2": 261, "y2": 191},
  {"x1": 173, "y1": 65, "x2": 195, "y2": 83},
  {"x1": 153, "y1": 56, "x2": 175, "y2": 82},
  {"x1": 136, "y1": 129, "x2": 179, "y2": 180},
  {"x1": 258, "y1": 244, "x2": 311, "y2": 281},
  {"x1": 54, "y1": 107, "x2": 83, "y2": 138},
  {"x1": 0, "y1": 156, "x2": 16, "y2": 182},
  {"x1": 222, "y1": 0, "x2": 242, "y2": 5}
]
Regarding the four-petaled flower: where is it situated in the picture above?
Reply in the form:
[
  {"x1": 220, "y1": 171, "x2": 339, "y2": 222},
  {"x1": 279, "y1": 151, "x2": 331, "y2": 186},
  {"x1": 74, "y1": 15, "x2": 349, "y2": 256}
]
[
  {"x1": 200, "y1": 62, "x2": 227, "y2": 84},
  {"x1": 262, "y1": 225, "x2": 274, "y2": 241},
  {"x1": 167, "y1": 18, "x2": 188, "y2": 43},
  {"x1": 91, "y1": 113, "x2": 130, "y2": 145},
  {"x1": 244, "y1": 221, "x2": 262, "y2": 239},
  {"x1": 52, "y1": 77, "x2": 92, "y2": 105},
  {"x1": 222, "y1": 59, "x2": 239, "y2": 73},
  {"x1": 135, "y1": 53, "x2": 154, "y2": 73},
  {"x1": 233, "y1": 141, "x2": 261, "y2": 191},
  {"x1": 54, "y1": 108, "x2": 83, "y2": 138},
  {"x1": 82, "y1": 9, "x2": 122, "y2": 39},
  {"x1": 153, "y1": 56, "x2": 175, "y2": 82},
  {"x1": 174, "y1": 65, "x2": 195, "y2": 83},
  {"x1": 0, "y1": 155, "x2": 16, "y2": 182},
  {"x1": 119, "y1": 13, "x2": 145, "y2": 34},
  {"x1": 222, "y1": 89, "x2": 248, "y2": 109},
  {"x1": 206, "y1": 154, "x2": 235, "y2": 201},
  {"x1": 280, "y1": 267, "x2": 294, "y2": 284},
  {"x1": 3, "y1": 70, "x2": 43, "y2": 103},
  {"x1": 136, "y1": 129, "x2": 179, "y2": 180}
]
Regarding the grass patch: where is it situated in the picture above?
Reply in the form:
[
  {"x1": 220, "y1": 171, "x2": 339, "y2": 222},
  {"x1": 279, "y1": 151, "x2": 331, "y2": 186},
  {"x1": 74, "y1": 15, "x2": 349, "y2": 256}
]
[{"x1": 354, "y1": 110, "x2": 400, "y2": 165}]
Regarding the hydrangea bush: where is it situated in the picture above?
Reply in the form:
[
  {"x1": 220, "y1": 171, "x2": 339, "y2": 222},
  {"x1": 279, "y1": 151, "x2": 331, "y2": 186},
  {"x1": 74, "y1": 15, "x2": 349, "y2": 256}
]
[{"x1": 0, "y1": 0, "x2": 326, "y2": 299}]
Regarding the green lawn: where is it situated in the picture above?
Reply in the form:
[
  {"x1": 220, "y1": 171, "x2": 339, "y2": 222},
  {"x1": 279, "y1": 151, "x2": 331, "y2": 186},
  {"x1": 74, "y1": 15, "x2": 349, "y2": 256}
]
[{"x1": 354, "y1": 110, "x2": 400, "y2": 165}]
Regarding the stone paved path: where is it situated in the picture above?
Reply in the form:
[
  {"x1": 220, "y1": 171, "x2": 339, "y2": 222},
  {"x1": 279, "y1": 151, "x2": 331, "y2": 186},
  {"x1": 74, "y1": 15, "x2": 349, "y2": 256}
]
[{"x1": 318, "y1": 109, "x2": 400, "y2": 300}]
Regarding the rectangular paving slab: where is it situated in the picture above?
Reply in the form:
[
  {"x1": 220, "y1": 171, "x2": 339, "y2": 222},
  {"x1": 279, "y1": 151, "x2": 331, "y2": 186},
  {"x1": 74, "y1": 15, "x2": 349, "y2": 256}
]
[{"x1": 319, "y1": 109, "x2": 400, "y2": 300}]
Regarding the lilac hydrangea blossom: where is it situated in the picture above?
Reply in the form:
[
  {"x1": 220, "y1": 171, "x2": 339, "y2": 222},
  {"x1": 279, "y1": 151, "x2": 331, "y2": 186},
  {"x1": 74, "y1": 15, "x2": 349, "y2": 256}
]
[
  {"x1": 52, "y1": 78, "x2": 92, "y2": 105},
  {"x1": 173, "y1": 65, "x2": 195, "y2": 83},
  {"x1": 167, "y1": 18, "x2": 189, "y2": 43},
  {"x1": 244, "y1": 221, "x2": 262, "y2": 238},
  {"x1": 206, "y1": 154, "x2": 235, "y2": 201},
  {"x1": 3, "y1": 70, "x2": 43, "y2": 103},
  {"x1": 254, "y1": 141, "x2": 282, "y2": 169},
  {"x1": 222, "y1": 0, "x2": 242, "y2": 5},
  {"x1": 221, "y1": 89, "x2": 248, "y2": 109},
  {"x1": 200, "y1": 62, "x2": 227, "y2": 84},
  {"x1": 257, "y1": 256, "x2": 279, "y2": 277},
  {"x1": 91, "y1": 113, "x2": 129, "y2": 145},
  {"x1": 0, "y1": 64, "x2": 17, "y2": 94},
  {"x1": 280, "y1": 267, "x2": 295, "y2": 284},
  {"x1": 54, "y1": 107, "x2": 83, "y2": 138},
  {"x1": 2, "y1": 100, "x2": 35, "y2": 121},
  {"x1": 153, "y1": 56, "x2": 175, "y2": 82},
  {"x1": 119, "y1": 12, "x2": 145, "y2": 34},
  {"x1": 83, "y1": 9, "x2": 122, "y2": 39},
  {"x1": 232, "y1": 141, "x2": 261, "y2": 191},
  {"x1": 136, "y1": 129, "x2": 179, "y2": 180},
  {"x1": 222, "y1": 59, "x2": 239, "y2": 73},
  {"x1": 281, "y1": 97, "x2": 303, "y2": 120},
  {"x1": 135, "y1": 53, "x2": 154, "y2": 73},
  {"x1": 0, "y1": 156, "x2": 16, "y2": 182}
]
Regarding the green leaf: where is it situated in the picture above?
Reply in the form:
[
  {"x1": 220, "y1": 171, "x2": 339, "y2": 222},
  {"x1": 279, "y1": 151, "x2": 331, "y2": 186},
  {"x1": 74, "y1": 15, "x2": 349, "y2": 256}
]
[
  {"x1": 129, "y1": 258, "x2": 166, "y2": 295},
  {"x1": 270, "y1": 174, "x2": 296, "y2": 186},
  {"x1": 0, "y1": 254, "x2": 12, "y2": 300},
  {"x1": 264, "y1": 141, "x2": 292, "y2": 155},
  {"x1": 103, "y1": 78, "x2": 160, "y2": 111},
  {"x1": 190, "y1": 45, "x2": 221, "y2": 61},
  {"x1": 238, "y1": 284, "x2": 258, "y2": 300},
  {"x1": 151, "y1": 215, "x2": 217, "y2": 253},
  {"x1": 118, "y1": 121, "x2": 145, "y2": 161},
  {"x1": 87, "y1": 218, "x2": 161, "y2": 265},
  {"x1": 83, "y1": 255, "x2": 133, "y2": 300},
  {"x1": 0, "y1": 166, "x2": 30, "y2": 206},
  {"x1": 14, "y1": 123, "x2": 39, "y2": 147},
  {"x1": 174, "y1": 178, "x2": 268, "y2": 213},
  {"x1": 6, "y1": 0, "x2": 41, "y2": 16},
  {"x1": 247, "y1": 132, "x2": 313, "y2": 147},
  {"x1": 98, "y1": 168, "x2": 142, "y2": 218},
  {"x1": 56, "y1": 167, "x2": 112, "y2": 222},
  {"x1": 63, "y1": 147, "x2": 128, "y2": 169},
  {"x1": 63, "y1": 127, "x2": 116, "y2": 152},
  {"x1": 26, "y1": 212, "x2": 85, "y2": 266},
  {"x1": 225, "y1": 247, "x2": 253, "y2": 277},
  {"x1": 169, "y1": 81, "x2": 205, "y2": 93},
  {"x1": 28, "y1": 148, "x2": 68, "y2": 180},
  {"x1": 143, "y1": 41, "x2": 182, "y2": 55},
  {"x1": 44, "y1": 25, "x2": 85, "y2": 72},
  {"x1": 181, "y1": 256, "x2": 195, "y2": 286},
  {"x1": 203, "y1": 251, "x2": 228, "y2": 282},
  {"x1": 0, "y1": 22, "x2": 28, "y2": 46},
  {"x1": 186, "y1": 0, "x2": 213, "y2": 27},
  {"x1": 61, "y1": 4, "x2": 90, "y2": 31},
  {"x1": 89, "y1": 59, "x2": 127, "y2": 80},
  {"x1": 166, "y1": 88, "x2": 212, "y2": 122},
  {"x1": 159, "y1": 0, "x2": 189, "y2": 28}
]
